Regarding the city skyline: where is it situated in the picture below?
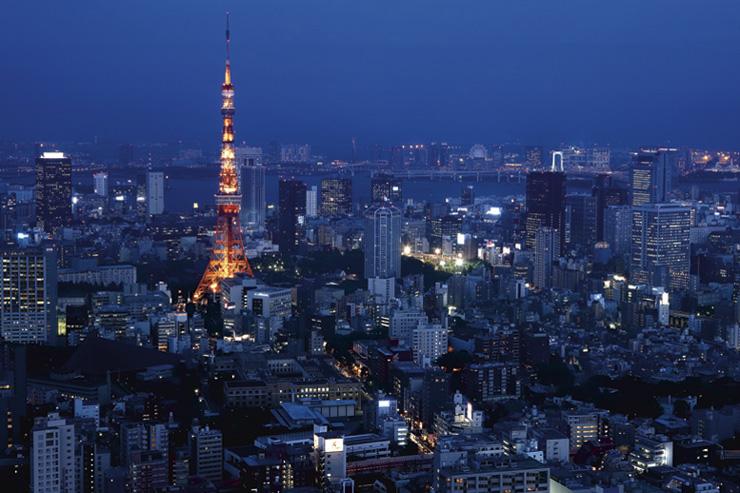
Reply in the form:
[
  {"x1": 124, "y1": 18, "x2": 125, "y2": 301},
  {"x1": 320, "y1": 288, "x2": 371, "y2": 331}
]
[{"x1": 2, "y1": 1, "x2": 740, "y2": 155}]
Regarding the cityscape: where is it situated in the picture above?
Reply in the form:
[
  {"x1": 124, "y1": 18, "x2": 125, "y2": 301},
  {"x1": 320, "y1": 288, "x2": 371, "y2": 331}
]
[{"x1": 1, "y1": 3, "x2": 740, "y2": 493}]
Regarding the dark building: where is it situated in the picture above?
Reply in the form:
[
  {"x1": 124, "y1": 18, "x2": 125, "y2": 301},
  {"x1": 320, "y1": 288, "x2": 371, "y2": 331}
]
[
  {"x1": 461, "y1": 185, "x2": 475, "y2": 207},
  {"x1": 370, "y1": 173, "x2": 402, "y2": 205},
  {"x1": 319, "y1": 178, "x2": 352, "y2": 217},
  {"x1": 430, "y1": 214, "x2": 462, "y2": 251},
  {"x1": 525, "y1": 171, "x2": 566, "y2": 252},
  {"x1": 565, "y1": 194, "x2": 597, "y2": 250},
  {"x1": 428, "y1": 142, "x2": 450, "y2": 169},
  {"x1": 118, "y1": 144, "x2": 135, "y2": 166},
  {"x1": 278, "y1": 179, "x2": 307, "y2": 255},
  {"x1": 421, "y1": 369, "x2": 450, "y2": 429},
  {"x1": 35, "y1": 152, "x2": 72, "y2": 233},
  {"x1": 463, "y1": 362, "x2": 521, "y2": 403},
  {"x1": 592, "y1": 174, "x2": 627, "y2": 241}
]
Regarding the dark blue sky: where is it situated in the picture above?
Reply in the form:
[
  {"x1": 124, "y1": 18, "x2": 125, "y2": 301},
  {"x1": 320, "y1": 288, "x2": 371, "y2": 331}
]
[{"x1": 2, "y1": 0, "x2": 740, "y2": 154}]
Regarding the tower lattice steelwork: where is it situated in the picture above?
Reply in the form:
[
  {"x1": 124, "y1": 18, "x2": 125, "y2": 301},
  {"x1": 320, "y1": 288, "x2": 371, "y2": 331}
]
[{"x1": 193, "y1": 14, "x2": 253, "y2": 302}]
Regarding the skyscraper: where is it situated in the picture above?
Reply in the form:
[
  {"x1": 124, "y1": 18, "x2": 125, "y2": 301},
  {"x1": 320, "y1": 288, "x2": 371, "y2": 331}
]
[
  {"x1": 631, "y1": 204, "x2": 691, "y2": 291},
  {"x1": 0, "y1": 246, "x2": 57, "y2": 344},
  {"x1": 239, "y1": 154, "x2": 265, "y2": 231},
  {"x1": 146, "y1": 171, "x2": 164, "y2": 215},
  {"x1": 533, "y1": 227, "x2": 560, "y2": 290},
  {"x1": 35, "y1": 152, "x2": 72, "y2": 233},
  {"x1": 525, "y1": 171, "x2": 566, "y2": 252},
  {"x1": 320, "y1": 178, "x2": 352, "y2": 217},
  {"x1": 93, "y1": 172, "x2": 109, "y2": 197},
  {"x1": 370, "y1": 173, "x2": 402, "y2": 205},
  {"x1": 193, "y1": 16, "x2": 253, "y2": 302},
  {"x1": 364, "y1": 205, "x2": 402, "y2": 280},
  {"x1": 461, "y1": 185, "x2": 475, "y2": 207},
  {"x1": 278, "y1": 178, "x2": 307, "y2": 255},
  {"x1": 592, "y1": 174, "x2": 627, "y2": 241},
  {"x1": 630, "y1": 151, "x2": 671, "y2": 206},
  {"x1": 305, "y1": 185, "x2": 318, "y2": 218}
]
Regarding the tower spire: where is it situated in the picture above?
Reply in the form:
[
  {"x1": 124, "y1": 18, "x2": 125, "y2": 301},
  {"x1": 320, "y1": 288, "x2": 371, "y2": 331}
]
[{"x1": 193, "y1": 13, "x2": 253, "y2": 303}]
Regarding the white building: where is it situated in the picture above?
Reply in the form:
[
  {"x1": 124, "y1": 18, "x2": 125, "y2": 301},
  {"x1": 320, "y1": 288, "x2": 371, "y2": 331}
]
[
  {"x1": 190, "y1": 425, "x2": 223, "y2": 482},
  {"x1": 32, "y1": 412, "x2": 80, "y2": 493},
  {"x1": 247, "y1": 286, "x2": 292, "y2": 329},
  {"x1": 306, "y1": 185, "x2": 318, "y2": 218},
  {"x1": 389, "y1": 308, "x2": 427, "y2": 345},
  {"x1": 533, "y1": 226, "x2": 560, "y2": 290},
  {"x1": 630, "y1": 434, "x2": 673, "y2": 472},
  {"x1": 412, "y1": 323, "x2": 448, "y2": 367},
  {"x1": 93, "y1": 172, "x2": 108, "y2": 197},
  {"x1": 146, "y1": 171, "x2": 164, "y2": 215},
  {"x1": 313, "y1": 426, "x2": 347, "y2": 489}
]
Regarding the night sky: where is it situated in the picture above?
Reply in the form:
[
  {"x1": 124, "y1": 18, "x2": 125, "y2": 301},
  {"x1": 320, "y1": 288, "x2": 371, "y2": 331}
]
[{"x1": 2, "y1": 0, "x2": 740, "y2": 154}]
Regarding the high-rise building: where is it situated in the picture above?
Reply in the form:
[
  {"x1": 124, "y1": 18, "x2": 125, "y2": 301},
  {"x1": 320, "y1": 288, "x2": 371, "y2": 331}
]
[
  {"x1": 146, "y1": 171, "x2": 164, "y2": 215},
  {"x1": 604, "y1": 205, "x2": 632, "y2": 257},
  {"x1": 533, "y1": 227, "x2": 560, "y2": 290},
  {"x1": 412, "y1": 323, "x2": 448, "y2": 367},
  {"x1": 630, "y1": 150, "x2": 671, "y2": 206},
  {"x1": 525, "y1": 171, "x2": 566, "y2": 252},
  {"x1": 320, "y1": 178, "x2": 352, "y2": 217},
  {"x1": 305, "y1": 185, "x2": 318, "y2": 218},
  {"x1": 565, "y1": 194, "x2": 596, "y2": 250},
  {"x1": 364, "y1": 205, "x2": 401, "y2": 280},
  {"x1": 313, "y1": 428, "x2": 347, "y2": 490},
  {"x1": 592, "y1": 174, "x2": 627, "y2": 241},
  {"x1": 428, "y1": 142, "x2": 450, "y2": 169},
  {"x1": 239, "y1": 159, "x2": 265, "y2": 231},
  {"x1": 190, "y1": 425, "x2": 223, "y2": 482},
  {"x1": 35, "y1": 152, "x2": 72, "y2": 233},
  {"x1": 193, "y1": 16, "x2": 253, "y2": 302},
  {"x1": 461, "y1": 185, "x2": 475, "y2": 206},
  {"x1": 430, "y1": 214, "x2": 462, "y2": 252},
  {"x1": 370, "y1": 173, "x2": 402, "y2": 205},
  {"x1": 631, "y1": 204, "x2": 691, "y2": 291},
  {"x1": 32, "y1": 412, "x2": 80, "y2": 493},
  {"x1": 1, "y1": 246, "x2": 57, "y2": 344},
  {"x1": 93, "y1": 172, "x2": 109, "y2": 197},
  {"x1": 278, "y1": 179, "x2": 307, "y2": 255}
]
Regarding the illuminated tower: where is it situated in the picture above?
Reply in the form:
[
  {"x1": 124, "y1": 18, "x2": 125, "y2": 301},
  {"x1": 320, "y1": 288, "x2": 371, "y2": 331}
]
[{"x1": 193, "y1": 15, "x2": 253, "y2": 302}]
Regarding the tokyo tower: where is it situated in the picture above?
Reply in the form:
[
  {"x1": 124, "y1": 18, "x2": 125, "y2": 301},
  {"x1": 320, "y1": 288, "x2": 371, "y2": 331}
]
[{"x1": 193, "y1": 14, "x2": 253, "y2": 303}]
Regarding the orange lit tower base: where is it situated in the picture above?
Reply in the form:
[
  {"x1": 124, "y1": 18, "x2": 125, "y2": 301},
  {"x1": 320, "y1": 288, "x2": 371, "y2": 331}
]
[{"x1": 193, "y1": 15, "x2": 253, "y2": 303}]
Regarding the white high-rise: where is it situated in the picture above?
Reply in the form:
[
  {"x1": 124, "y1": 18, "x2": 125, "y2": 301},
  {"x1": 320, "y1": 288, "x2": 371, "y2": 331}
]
[
  {"x1": 93, "y1": 172, "x2": 108, "y2": 197},
  {"x1": 190, "y1": 425, "x2": 222, "y2": 482},
  {"x1": 364, "y1": 205, "x2": 401, "y2": 280},
  {"x1": 146, "y1": 171, "x2": 164, "y2": 215},
  {"x1": 412, "y1": 323, "x2": 448, "y2": 367},
  {"x1": 32, "y1": 412, "x2": 80, "y2": 493},
  {"x1": 306, "y1": 185, "x2": 318, "y2": 218},
  {"x1": 236, "y1": 146, "x2": 265, "y2": 231}
]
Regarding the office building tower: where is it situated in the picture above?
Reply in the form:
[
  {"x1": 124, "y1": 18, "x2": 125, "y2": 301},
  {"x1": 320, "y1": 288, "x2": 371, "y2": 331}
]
[
  {"x1": 533, "y1": 227, "x2": 560, "y2": 290},
  {"x1": 604, "y1": 205, "x2": 632, "y2": 257},
  {"x1": 278, "y1": 179, "x2": 307, "y2": 255},
  {"x1": 430, "y1": 214, "x2": 462, "y2": 252},
  {"x1": 93, "y1": 172, "x2": 109, "y2": 197},
  {"x1": 565, "y1": 194, "x2": 596, "y2": 250},
  {"x1": 280, "y1": 144, "x2": 311, "y2": 163},
  {"x1": 525, "y1": 171, "x2": 566, "y2": 252},
  {"x1": 1, "y1": 247, "x2": 57, "y2": 344},
  {"x1": 320, "y1": 178, "x2": 352, "y2": 217},
  {"x1": 428, "y1": 142, "x2": 450, "y2": 169},
  {"x1": 32, "y1": 412, "x2": 80, "y2": 493},
  {"x1": 35, "y1": 152, "x2": 72, "y2": 233},
  {"x1": 412, "y1": 323, "x2": 448, "y2": 367},
  {"x1": 190, "y1": 425, "x2": 223, "y2": 482},
  {"x1": 461, "y1": 185, "x2": 475, "y2": 206},
  {"x1": 630, "y1": 150, "x2": 671, "y2": 206},
  {"x1": 305, "y1": 185, "x2": 318, "y2": 218},
  {"x1": 370, "y1": 173, "x2": 402, "y2": 205},
  {"x1": 592, "y1": 174, "x2": 627, "y2": 241},
  {"x1": 525, "y1": 146, "x2": 543, "y2": 168},
  {"x1": 462, "y1": 362, "x2": 521, "y2": 403},
  {"x1": 631, "y1": 204, "x2": 691, "y2": 291},
  {"x1": 192, "y1": 17, "x2": 254, "y2": 302},
  {"x1": 146, "y1": 171, "x2": 164, "y2": 215},
  {"x1": 364, "y1": 205, "x2": 401, "y2": 280},
  {"x1": 240, "y1": 161, "x2": 265, "y2": 231}
]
